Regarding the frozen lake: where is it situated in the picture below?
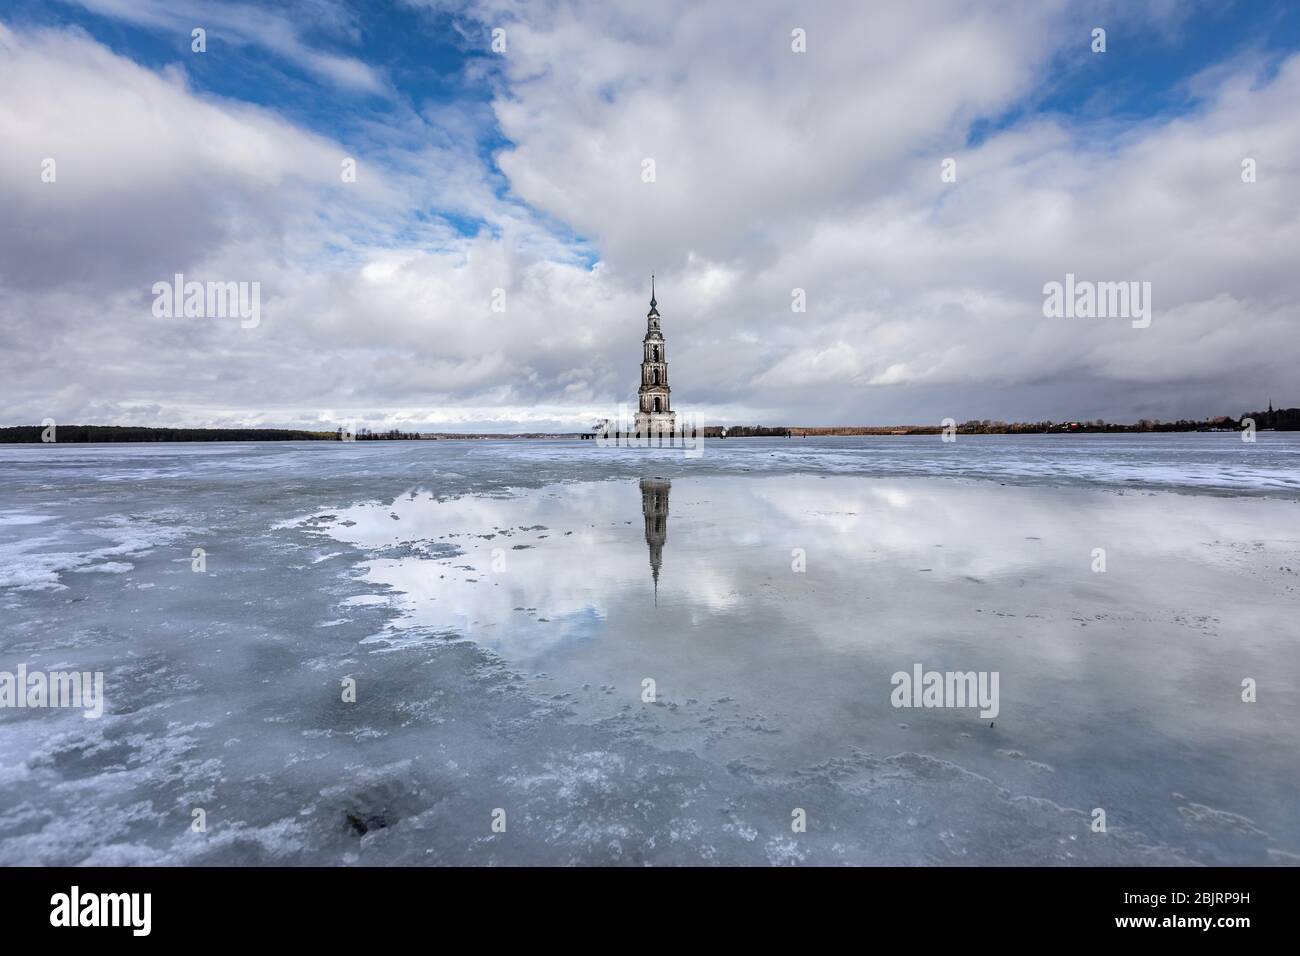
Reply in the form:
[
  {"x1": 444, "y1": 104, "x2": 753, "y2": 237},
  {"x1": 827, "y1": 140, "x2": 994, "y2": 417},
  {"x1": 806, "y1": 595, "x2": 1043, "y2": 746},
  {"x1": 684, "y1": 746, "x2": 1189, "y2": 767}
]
[{"x1": 1, "y1": 435, "x2": 1298, "y2": 865}]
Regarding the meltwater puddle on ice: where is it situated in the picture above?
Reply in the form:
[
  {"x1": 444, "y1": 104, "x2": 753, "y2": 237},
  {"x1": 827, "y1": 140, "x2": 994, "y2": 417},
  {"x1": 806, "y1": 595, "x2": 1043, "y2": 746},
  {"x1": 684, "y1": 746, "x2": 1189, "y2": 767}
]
[{"x1": 283, "y1": 471, "x2": 1300, "y2": 850}]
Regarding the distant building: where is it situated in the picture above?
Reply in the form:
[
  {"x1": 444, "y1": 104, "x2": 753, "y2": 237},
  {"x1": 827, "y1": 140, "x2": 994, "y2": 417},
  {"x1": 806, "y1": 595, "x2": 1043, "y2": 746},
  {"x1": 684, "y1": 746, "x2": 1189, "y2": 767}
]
[
  {"x1": 1244, "y1": 400, "x2": 1299, "y2": 431},
  {"x1": 633, "y1": 277, "x2": 677, "y2": 437}
]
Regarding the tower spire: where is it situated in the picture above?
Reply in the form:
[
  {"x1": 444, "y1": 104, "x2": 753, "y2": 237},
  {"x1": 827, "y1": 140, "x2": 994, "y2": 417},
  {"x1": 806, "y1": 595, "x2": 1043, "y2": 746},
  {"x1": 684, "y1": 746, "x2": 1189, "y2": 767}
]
[{"x1": 650, "y1": 274, "x2": 656, "y2": 309}]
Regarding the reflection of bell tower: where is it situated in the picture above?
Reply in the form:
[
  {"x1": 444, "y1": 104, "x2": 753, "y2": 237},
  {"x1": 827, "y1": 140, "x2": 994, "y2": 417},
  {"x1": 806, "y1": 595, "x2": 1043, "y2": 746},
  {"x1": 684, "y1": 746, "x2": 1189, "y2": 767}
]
[{"x1": 640, "y1": 477, "x2": 670, "y2": 602}]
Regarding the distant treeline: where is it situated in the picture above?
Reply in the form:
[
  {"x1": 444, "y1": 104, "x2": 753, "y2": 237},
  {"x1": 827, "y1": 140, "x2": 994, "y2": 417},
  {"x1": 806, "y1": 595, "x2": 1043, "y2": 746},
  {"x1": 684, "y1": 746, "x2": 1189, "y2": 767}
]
[
  {"x1": 349, "y1": 428, "x2": 431, "y2": 440},
  {"x1": 3, "y1": 407, "x2": 1294, "y2": 443},
  {"x1": 1242, "y1": 407, "x2": 1300, "y2": 431},
  {"x1": 0, "y1": 424, "x2": 585, "y2": 443},
  {"x1": 0, "y1": 425, "x2": 338, "y2": 443},
  {"x1": 776, "y1": 408, "x2": 1299, "y2": 436},
  {"x1": 707, "y1": 425, "x2": 792, "y2": 437}
]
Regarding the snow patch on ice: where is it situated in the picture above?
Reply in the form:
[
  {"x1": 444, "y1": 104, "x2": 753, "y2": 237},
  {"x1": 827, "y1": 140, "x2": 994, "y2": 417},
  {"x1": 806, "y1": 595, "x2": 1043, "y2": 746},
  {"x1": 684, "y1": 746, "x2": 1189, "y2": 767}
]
[{"x1": 73, "y1": 561, "x2": 134, "y2": 574}]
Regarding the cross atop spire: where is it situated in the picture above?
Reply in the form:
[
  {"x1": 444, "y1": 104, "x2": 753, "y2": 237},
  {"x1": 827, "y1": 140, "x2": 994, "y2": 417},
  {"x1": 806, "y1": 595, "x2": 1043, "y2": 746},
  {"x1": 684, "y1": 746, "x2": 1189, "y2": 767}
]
[{"x1": 647, "y1": 274, "x2": 660, "y2": 320}]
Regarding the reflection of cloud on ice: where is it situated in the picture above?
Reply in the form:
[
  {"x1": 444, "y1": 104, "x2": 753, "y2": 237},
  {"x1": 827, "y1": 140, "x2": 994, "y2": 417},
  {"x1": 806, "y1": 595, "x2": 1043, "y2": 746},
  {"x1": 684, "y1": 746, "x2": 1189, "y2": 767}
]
[
  {"x1": 296, "y1": 472, "x2": 1300, "y2": 786},
  {"x1": 302, "y1": 477, "x2": 775, "y2": 658},
  {"x1": 312, "y1": 482, "x2": 642, "y2": 657},
  {"x1": 744, "y1": 476, "x2": 1288, "y2": 589},
  {"x1": 871, "y1": 488, "x2": 913, "y2": 510}
]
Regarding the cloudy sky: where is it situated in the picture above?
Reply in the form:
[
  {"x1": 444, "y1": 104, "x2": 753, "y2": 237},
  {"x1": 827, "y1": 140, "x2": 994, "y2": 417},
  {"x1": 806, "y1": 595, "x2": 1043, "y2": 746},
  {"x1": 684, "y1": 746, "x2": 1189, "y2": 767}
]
[{"x1": 1, "y1": 0, "x2": 1297, "y2": 431}]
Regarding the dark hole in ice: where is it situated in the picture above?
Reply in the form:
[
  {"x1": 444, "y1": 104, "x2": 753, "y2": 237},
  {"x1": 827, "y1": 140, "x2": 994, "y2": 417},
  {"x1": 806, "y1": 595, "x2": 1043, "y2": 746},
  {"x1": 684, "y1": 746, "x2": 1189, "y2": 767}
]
[{"x1": 345, "y1": 810, "x2": 388, "y2": 835}]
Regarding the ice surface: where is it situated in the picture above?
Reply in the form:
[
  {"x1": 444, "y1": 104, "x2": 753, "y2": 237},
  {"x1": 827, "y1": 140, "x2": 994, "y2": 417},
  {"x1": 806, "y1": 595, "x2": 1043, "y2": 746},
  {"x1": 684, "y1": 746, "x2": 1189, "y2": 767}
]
[{"x1": 0, "y1": 435, "x2": 1297, "y2": 865}]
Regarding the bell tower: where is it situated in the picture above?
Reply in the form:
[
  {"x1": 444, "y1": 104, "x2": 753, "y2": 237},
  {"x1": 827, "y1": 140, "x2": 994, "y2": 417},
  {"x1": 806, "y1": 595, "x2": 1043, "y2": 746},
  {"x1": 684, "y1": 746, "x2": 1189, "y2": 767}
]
[{"x1": 634, "y1": 276, "x2": 677, "y2": 436}]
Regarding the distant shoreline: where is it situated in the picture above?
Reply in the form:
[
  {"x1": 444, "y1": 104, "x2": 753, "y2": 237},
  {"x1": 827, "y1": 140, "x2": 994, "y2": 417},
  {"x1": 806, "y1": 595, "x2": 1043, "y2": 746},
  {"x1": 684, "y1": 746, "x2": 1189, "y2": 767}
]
[{"x1": 1, "y1": 418, "x2": 1294, "y2": 443}]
